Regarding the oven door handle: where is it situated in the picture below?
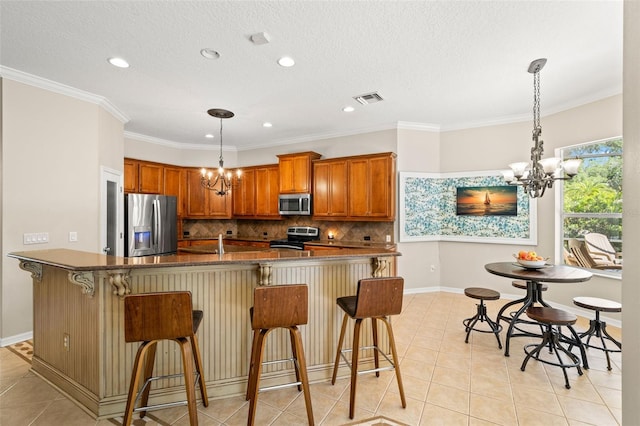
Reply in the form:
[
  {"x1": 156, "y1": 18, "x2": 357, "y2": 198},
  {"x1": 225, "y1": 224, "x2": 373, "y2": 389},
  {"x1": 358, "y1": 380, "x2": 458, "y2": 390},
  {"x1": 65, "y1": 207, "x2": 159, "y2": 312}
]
[{"x1": 269, "y1": 243, "x2": 304, "y2": 250}]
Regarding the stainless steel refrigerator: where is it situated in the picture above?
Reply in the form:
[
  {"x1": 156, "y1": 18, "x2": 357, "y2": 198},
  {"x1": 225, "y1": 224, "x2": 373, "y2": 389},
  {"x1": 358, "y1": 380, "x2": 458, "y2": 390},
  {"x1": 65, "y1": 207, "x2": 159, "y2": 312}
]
[{"x1": 125, "y1": 194, "x2": 177, "y2": 257}]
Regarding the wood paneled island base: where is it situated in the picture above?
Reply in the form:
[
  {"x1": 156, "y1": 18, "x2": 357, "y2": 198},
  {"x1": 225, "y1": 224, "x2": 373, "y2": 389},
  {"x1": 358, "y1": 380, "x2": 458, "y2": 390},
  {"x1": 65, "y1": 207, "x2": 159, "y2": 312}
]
[{"x1": 8, "y1": 248, "x2": 399, "y2": 419}]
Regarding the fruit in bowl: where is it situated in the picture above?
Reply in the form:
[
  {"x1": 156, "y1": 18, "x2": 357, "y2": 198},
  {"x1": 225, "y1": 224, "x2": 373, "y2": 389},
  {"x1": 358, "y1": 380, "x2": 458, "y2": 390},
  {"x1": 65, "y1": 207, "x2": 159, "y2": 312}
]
[{"x1": 513, "y1": 251, "x2": 548, "y2": 268}]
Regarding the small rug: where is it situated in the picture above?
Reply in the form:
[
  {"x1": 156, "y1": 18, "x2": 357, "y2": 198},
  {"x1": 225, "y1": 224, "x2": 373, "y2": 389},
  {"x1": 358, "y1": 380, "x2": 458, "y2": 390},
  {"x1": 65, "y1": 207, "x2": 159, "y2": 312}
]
[
  {"x1": 6, "y1": 340, "x2": 33, "y2": 364},
  {"x1": 342, "y1": 416, "x2": 409, "y2": 426}
]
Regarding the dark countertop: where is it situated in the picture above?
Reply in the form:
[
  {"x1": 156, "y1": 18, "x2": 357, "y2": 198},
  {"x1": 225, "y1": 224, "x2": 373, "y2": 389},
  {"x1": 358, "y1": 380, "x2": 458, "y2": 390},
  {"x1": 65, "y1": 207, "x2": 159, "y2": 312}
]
[{"x1": 9, "y1": 247, "x2": 400, "y2": 272}]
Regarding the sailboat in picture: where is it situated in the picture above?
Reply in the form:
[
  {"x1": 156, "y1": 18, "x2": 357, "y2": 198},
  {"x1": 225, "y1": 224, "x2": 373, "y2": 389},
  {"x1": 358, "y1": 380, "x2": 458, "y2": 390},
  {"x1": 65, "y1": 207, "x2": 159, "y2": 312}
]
[{"x1": 484, "y1": 191, "x2": 491, "y2": 205}]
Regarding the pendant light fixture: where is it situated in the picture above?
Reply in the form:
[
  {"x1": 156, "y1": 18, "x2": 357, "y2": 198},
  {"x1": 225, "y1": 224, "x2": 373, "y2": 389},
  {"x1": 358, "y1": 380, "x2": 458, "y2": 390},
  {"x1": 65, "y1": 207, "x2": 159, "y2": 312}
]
[
  {"x1": 201, "y1": 108, "x2": 241, "y2": 196},
  {"x1": 503, "y1": 58, "x2": 581, "y2": 198}
]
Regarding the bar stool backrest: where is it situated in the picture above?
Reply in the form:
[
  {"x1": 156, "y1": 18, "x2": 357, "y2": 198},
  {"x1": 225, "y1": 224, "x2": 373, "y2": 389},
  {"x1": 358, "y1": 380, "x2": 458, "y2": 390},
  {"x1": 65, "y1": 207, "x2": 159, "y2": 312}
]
[
  {"x1": 252, "y1": 284, "x2": 308, "y2": 329},
  {"x1": 354, "y1": 277, "x2": 404, "y2": 318},
  {"x1": 124, "y1": 291, "x2": 194, "y2": 342}
]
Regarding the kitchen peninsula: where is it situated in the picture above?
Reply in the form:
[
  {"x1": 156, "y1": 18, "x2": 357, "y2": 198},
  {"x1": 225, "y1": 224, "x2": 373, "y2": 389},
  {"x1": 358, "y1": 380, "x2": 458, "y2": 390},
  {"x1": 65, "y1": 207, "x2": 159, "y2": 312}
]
[{"x1": 9, "y1": 247, "x2": 399, "y2": 419}]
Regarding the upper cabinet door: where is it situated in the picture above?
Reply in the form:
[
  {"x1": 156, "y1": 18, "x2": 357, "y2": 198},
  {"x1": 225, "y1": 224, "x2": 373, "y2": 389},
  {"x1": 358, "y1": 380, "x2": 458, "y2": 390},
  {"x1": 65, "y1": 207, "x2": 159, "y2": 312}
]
[
  {"x1": 138, "y1": 162, "x2": 164, "y2": 194},
  {"x1": 163, "y1": 166, "x2": 186, "y2": 217},
  {"x1": 123, "y1": 159, "x2": 139, "y2": 193},
  {"x1": 348, "y1": 153, "x2": 396, "y2": 220},
  {"x1": 185, "y1": 168, "x2": 232, "y2": 218},
  {"x1": 255, "y1": 165, "x2": 280, "y2": 217},
  {"x1": 278, "y1": 152, "x2": 321, "y2": 193},
  {"x1": 313, "y1": 159, "x2": 348, "y2": 217},
  {"x1": 232, "y1": 168, "x2": 256, "y2": 216},
  {"x1": 186, "y1": 169, "x2": 208, "y2": 216}
]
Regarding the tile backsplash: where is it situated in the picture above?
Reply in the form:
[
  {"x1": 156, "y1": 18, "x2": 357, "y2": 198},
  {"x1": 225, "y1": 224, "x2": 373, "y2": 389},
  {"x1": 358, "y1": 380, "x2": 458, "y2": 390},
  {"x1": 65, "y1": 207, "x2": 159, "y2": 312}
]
[{"x1": 182, "y1": 218, "x2": 394, "y2": 243}]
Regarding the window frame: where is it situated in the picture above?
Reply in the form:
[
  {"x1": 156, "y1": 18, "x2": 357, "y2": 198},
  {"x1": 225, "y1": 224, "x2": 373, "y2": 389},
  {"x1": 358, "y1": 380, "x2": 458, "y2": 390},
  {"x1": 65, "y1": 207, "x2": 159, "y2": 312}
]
[{"x1": 554, "y1": 136, "x2": 623, "y2": 279}]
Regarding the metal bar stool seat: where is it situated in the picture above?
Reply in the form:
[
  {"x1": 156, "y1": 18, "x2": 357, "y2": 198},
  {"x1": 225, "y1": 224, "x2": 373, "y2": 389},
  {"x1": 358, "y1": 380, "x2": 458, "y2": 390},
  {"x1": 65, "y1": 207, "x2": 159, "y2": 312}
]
[
  {"x1": 573, "y1": 296, "x2": 622, "y2": 370},
  {"x1": 331, "y1": 277, "x2": 406, "y2": 419},
  {"x1": 246, "y1": 284, "x2": 313, "y2": 426},
  {"x1": 123, "y1": 291, "x2": 208, "y2": 426},
  {"x1": 521, "y1": 307, "x2": 583, "y2": 389},
  {"x1": 463, "y1": 287, "x2": 503, "y2": 349}
]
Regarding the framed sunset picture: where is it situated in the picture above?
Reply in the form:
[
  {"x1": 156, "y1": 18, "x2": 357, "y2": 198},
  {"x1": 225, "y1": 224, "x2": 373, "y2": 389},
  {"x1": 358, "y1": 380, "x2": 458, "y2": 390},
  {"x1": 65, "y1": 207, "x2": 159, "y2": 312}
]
[{"x1": 456, "y1": 185, "x2": 518, "y2": 216}]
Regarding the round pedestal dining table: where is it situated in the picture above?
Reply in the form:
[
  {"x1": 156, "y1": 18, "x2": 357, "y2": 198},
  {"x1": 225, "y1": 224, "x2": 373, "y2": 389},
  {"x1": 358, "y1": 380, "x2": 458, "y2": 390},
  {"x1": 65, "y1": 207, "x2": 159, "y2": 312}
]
[{"x1": 484, "y1": 262, "x2": 593, "y2": 359}]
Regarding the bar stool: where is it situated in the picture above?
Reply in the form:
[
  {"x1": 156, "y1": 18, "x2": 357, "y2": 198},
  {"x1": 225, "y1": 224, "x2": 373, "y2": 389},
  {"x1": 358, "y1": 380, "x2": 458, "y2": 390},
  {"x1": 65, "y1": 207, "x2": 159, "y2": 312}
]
[
  {"x1": 521, "y1": 307, "x2": 583, "y2": 389},
  {"x1": 463, "y1": 287, "x2": 502, "y2": 349},
  {"x1": 573, "y1": 296, "x2": 622, "y2": 370},
  {"x1": 123, "y1": 291, "x2": 208, "y2": 426},
  {"x1": 246, "y1": 284, "x2": 313, "y2": 426},
  {"x1": 331, "y1": 277, "x2": 406, "y2": 419}
]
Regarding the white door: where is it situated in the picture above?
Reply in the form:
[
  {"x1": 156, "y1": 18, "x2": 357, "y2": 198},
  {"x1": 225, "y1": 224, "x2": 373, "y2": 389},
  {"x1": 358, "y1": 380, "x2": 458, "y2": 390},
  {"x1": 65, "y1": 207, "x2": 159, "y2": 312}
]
[{"x1": 100, "y1": 167, "x2": 123, "y2": 256}]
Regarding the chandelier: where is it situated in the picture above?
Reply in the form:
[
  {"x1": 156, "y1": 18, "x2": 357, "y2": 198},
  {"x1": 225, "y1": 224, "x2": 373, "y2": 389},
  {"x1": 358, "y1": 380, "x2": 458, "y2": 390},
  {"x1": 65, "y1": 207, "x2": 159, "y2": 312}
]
[
  {"x1": 201, "y1": 108, "x2": 241, "y2": 196},
  {"x1": 503, "y1": 58, "x2": 581, "y2": 198}
]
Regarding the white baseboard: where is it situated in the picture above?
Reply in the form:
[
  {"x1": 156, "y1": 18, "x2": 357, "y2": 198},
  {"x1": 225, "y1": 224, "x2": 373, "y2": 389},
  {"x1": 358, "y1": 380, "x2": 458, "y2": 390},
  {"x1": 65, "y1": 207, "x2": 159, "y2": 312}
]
[{"x1": 1, "y1": 331, "x2": 33, "y2": 347}]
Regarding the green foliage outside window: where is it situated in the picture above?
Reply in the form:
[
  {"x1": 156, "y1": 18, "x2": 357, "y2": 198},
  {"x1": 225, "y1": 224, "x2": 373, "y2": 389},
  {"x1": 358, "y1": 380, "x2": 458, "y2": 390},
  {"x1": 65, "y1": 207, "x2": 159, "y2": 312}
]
[{"x1": 562, "y1": 138, "x2": 623, "y2": 253}]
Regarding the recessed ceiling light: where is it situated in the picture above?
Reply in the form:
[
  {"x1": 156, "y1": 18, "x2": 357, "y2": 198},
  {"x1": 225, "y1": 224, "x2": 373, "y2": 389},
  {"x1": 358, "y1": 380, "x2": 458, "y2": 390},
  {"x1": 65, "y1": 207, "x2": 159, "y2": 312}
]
[
  {"x1": 200, "y1": 48, "x2": 220, "y2": 60},
  {"x1": 263, "y1": 122, "x2": 273, "y2": 128},
  {"x1": 205, "y1": 134, "x2": 214, "y2": 138},
  {"x1": 277, "y1": 56, "x2": 295, "y2": 67},
  {"x1": 108, "y1": 57, "x2": 129, "y2": 68},
  {"x1": 342, "y1": 106, "x2": 355, "y2": 113}
]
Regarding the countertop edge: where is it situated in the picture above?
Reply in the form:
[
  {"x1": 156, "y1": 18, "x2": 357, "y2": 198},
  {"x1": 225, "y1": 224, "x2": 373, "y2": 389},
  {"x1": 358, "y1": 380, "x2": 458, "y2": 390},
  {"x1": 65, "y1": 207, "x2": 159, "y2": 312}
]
[{"x1": 8, "y1": 248, "x2": 400, "y2": 272}]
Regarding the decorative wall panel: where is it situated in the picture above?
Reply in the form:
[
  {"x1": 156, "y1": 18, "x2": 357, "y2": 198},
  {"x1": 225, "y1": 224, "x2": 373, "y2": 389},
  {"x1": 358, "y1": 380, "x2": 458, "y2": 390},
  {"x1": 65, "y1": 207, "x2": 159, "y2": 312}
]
[{"x1": 399, "y1": 171, "x2": 537, "y2": 245}]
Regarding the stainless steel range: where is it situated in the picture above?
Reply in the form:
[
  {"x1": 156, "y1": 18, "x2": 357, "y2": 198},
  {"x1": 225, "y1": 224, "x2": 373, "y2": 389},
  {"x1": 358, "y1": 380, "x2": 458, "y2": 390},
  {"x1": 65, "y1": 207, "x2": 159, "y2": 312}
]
[{"x1": 269, "y1": 226, "x2": 320, "y2": 250}]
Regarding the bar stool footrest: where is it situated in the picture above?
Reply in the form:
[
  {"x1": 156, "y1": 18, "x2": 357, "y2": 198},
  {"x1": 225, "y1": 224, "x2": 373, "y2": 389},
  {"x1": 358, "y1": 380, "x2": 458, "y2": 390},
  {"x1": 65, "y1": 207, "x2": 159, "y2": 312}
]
[{"x1": 339, "y1": 345, "x2": 396, "y2": 375}]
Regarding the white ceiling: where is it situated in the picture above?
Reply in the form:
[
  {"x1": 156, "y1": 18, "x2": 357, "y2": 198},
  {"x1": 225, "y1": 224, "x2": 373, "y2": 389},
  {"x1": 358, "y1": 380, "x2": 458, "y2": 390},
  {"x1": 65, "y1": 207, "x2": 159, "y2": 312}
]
[{"x1": 0, "y1": 1, "x2": 623, "y2": 151}]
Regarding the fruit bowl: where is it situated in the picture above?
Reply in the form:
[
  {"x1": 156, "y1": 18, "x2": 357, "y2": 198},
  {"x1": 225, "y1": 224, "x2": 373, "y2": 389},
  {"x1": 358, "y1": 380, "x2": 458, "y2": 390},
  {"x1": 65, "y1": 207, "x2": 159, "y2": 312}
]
[
  {"x1": 515, "y1": 258, "x2": 547, "y2": 269},
  {"x1": 513, "y1": 252, "x2": 548, "y2": 268}
]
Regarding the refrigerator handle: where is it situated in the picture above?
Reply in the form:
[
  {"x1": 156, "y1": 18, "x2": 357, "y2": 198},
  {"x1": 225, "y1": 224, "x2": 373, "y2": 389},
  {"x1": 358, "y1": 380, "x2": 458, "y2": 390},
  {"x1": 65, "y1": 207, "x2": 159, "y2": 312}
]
[{"x1": 153, "y1": 199, "x2": 160, "y2": 247}]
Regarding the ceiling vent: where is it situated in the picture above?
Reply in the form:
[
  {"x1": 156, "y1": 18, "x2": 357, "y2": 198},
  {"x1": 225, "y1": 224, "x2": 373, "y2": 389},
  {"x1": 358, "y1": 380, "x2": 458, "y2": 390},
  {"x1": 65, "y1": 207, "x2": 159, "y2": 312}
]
[{"x1": 353, "y1": 92, "x2": 384, "y2": 105}]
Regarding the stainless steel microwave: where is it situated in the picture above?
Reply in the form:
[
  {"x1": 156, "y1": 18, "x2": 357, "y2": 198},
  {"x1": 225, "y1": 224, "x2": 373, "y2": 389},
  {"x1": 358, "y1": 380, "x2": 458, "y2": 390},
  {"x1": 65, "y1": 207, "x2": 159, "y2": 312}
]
[{"x1": 278, "y1": 194, "x2": 312, "y2": 215}]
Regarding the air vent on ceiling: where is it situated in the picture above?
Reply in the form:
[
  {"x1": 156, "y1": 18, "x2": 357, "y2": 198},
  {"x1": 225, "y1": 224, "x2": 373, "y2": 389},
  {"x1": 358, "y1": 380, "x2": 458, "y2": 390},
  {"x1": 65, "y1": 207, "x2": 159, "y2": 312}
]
[{"x1": 353, "y1": 92, "x2": 384, "y2": 105}]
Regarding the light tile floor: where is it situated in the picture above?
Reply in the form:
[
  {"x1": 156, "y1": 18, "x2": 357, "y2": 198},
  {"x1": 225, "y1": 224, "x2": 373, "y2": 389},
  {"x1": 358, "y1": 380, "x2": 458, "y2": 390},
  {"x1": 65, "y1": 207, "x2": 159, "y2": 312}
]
[{"x1": 0, "y1": 292, "x2": 622, "y2": 425}]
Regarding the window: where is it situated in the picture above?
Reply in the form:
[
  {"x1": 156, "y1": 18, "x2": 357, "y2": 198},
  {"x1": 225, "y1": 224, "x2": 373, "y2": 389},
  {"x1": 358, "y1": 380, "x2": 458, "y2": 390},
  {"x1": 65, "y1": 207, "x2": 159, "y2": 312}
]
[{"x1": 560, "y1": 137, "x2": 623, "y2": 272}]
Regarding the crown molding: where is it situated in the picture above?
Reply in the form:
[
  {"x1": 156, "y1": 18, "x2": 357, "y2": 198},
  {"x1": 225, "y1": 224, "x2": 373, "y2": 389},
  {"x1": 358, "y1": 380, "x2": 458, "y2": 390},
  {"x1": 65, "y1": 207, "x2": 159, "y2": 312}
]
[
  {"x1": 0, "y1": 66, "x2": 129, "y2": 124},
  {"x1": 124, "y1": 131, "x2": 237, "y2": 152},
  {"x1": 397, "y1": 121, "x2": 440, "y2": 132}
]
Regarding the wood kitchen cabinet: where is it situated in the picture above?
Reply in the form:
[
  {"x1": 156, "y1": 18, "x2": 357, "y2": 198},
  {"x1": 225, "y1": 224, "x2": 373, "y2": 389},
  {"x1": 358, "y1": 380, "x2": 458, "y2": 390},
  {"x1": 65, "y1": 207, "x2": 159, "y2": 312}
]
[
  {"x1": 313, "y1": 159, "x2": 348, "y2": 218},
  {"x1": 232, "y1": 168, "x2": 255, "y2": 217},
  {"x1": 123, "y1": 159, "x2": 139, "y2": 193},
  {"x1": 254, "y1": 165, "x2": 280, "y2": 218},
  {"x1": 123, "y1": 159, "x2": 167, "y2": 195},
  {"x1": 348, "y1": 153, "x2": 396, "y2": 220},
  {"x1": 232, "y1": 164, "x2": 280, "y2": 219},
  {"x1": 277, "y1": 152, "x2": 321, "y2": 194},
  {"x1": 163, "y1": 166, "x2": 186, "y2": 217},
  {"x1": 185, "y1": 168, "x2": 232, "y2": 218},
  {"x1": 313, "y1": 152, "x2": 396, "y2": 221},
  {"x1": 138, "y1": 161, "x2": 164, "y2": 193}
]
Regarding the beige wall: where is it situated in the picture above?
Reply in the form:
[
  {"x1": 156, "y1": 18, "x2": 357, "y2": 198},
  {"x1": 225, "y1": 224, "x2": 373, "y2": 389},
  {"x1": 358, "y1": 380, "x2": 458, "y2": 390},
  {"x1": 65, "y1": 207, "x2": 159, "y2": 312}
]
[
  {"x1": 396, "y1": 128, "x2": 442, "y2": 289},
  {"x1": 622, "y1": 0, "x2": 639, "y2": 421},
  {"x1": 437, "y1": 96, "x2": 622, "y2": 314},
  {"x1": 237, "y1": 129, "x2": 397, "y2": 166},
  {"x1": 1, "y1": 79, "x2": 123, "y2": 340},
  {"x1": 124, "y1": 135, "x2": 239, "y2": 169}
]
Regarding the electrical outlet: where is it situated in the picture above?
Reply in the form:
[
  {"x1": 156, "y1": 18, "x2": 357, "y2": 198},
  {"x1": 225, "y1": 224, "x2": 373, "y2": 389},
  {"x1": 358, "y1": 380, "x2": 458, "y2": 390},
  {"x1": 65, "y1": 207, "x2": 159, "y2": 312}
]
[
  {"x1": 63, "y1": 333, "x2": 70, "y2": 351},
  {"x1": 386, "y1": 235, "x2": 391, "y2": 243},
  {"x1": 69, "y1": 231, "x2": 78, "y2": 242}
]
